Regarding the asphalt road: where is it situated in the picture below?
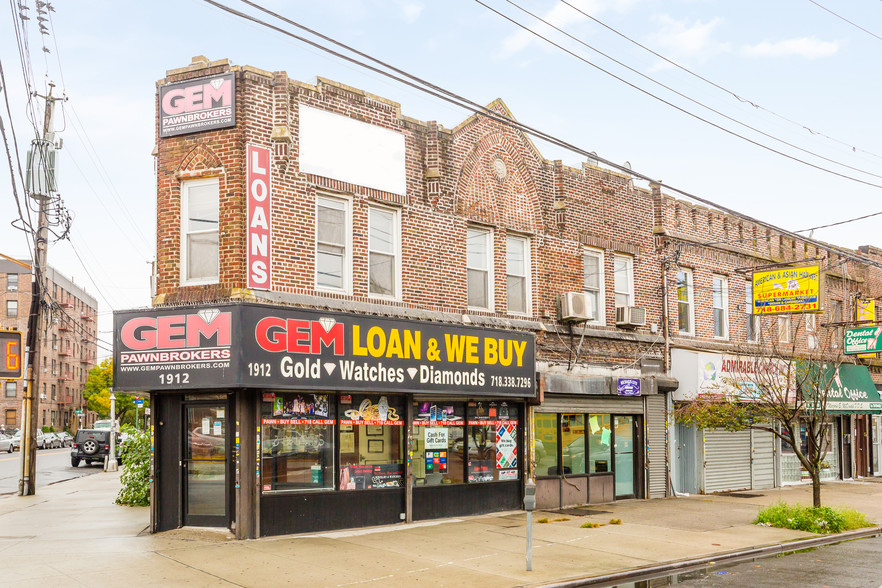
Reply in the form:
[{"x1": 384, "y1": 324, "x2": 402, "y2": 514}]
[
  {"x1": 0, "y1": 446, "x2": 103, "y2": 497},
  {"x1": 674, "y1": 535, "x2": 882, "y2": 588}
]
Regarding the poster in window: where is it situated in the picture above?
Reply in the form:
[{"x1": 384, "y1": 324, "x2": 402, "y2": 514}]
[
  {"x1": 468, "y1": 460, "x2": 493, "y2": 483},
  {"x1": 495, "y1": 422, "x2": 518, "y2": 470}
]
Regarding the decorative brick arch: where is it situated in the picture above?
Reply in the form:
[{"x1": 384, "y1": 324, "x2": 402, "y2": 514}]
[
  {"x1": 455, "y1": 132, "x2": 541, "y2": 233},
  {"x1": 176, "y1": 143, "x2": 224, "y2": 178}
]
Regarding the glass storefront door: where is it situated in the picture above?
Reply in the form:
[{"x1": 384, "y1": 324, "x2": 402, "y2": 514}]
[
  {"x1": 614, "y1": 415, "x2": 636, "y2": 498},
  {"x1": 184, "y1": 402, "x2": 228, "y2": 527}
]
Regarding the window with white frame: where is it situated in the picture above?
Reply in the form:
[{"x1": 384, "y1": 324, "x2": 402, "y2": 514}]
[
  {"x1": 613, "y1": 254, "x2": 634, "y2": 308},
  {"x1": 806, "y1": 313, "x2": 818, "y2": 350},
  {"x1": 315, "y1": 196, "x2": 349, "y2": 292},
  {"x1": 181, "y1": 178, "x2": 219, "y2": 284},
  {"x1": 583, "y1": 248, "x2": 605, "y2": 324},
  {"x1": 6, "y1": 299, "x2": 16, "y2": 318},
  {"x1": 368, "y1": 206, "x2": 398, "y2": 298},
  {"x1": 676, "y1": 269, "x2": 694, "y2": 335},
  {"x1": 467, "y1": 227, "x2": 492, "y2": 309},
  {"x1": 5, "y1": 381, "x2": 15, "y2": 398},
  {"x1": 778, "y1": 315, "x2": 792, "y2": 343},
  {"x1": 745, "y1": 282, "x2": 760, "y2": 343},
  {"x1": 506, "y1": 234, "x2": 529, "y2": 314},
  {"x1": 7, "y1": 273, "x2": 18, "y2": 291},
  {"x1": 712, "y1": 275, "x2": 728, "y2": 338}
]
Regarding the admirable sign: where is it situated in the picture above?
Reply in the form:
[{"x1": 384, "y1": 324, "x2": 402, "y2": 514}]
[{"x1": 114, "y1": 303, "x2": 535, "y2": 398}]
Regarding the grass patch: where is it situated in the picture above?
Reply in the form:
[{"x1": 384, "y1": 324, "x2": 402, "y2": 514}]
[
  {"x1": 537, "y1": 518, "x2": 549, "y2": 524},
  {"x1": 754, "y1": 501, "x2": 872, "y2": 534},
  {"x1": 609, "y1": 518, "x2": 622, "y2": 525},
  {"x1": 551, "y1": 517, "x2": 570, "y2": 522},
  {"x1": 580, "y1": 522, "x2": 605, "y2": 528}
]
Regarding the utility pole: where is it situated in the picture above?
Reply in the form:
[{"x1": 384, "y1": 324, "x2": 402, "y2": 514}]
[{"x1": 19, "y1": 83, "x2": 61, "y2": 496}]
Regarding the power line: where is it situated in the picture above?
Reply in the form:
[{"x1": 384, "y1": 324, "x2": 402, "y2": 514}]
[
  {"x1": 557, "y1": 0, "x2": 882, "y2": 163},
  {"x1": 476, "y1": 0, "x2": 882, "y2": 191},
  {"x1": 808, "y1": 0, "x2": 882, "y2": 42},
  {"x1": 499, "y1": 0, "x2": 882, "y2": 181},
  {"x1": 205, "y1": 0, "x2": 882, "y2": 275}
]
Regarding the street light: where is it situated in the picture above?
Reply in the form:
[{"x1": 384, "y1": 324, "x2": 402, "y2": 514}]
[{"x1": 106, "y1": 388, "x2": 118, "y2": 472}]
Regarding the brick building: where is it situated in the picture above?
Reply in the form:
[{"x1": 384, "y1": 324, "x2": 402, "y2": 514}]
[
  {"x1": 0, "y1": 259, "x2": 98, "y2": 433},
  {"x1": 114, "y1": 57, "x2": 881, "y2": 538},
  {"x1": 654, "y1": 194, "x2": 882, "y2": 492}
]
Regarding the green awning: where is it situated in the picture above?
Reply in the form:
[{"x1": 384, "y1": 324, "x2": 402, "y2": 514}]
[{"x1": 815, "y1": 364, "x2": 882, "y2": 414}]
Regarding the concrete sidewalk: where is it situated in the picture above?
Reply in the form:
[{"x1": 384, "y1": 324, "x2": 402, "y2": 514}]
[{"x1": 1, "y1": 474, "x2": 882, "y2": 588}]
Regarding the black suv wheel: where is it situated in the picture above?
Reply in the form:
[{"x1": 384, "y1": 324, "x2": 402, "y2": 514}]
[{"x1": 71, "y1": 456, "x2": 80, "y2": 467}]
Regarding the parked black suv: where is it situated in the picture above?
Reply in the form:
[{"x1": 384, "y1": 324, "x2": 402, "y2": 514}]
[{"x1": 71, "y1": 429, "x2": 121, "y2": 467}]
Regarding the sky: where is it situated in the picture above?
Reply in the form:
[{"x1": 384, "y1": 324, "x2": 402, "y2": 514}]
[{"x1": 1, "y1": 0, "x2": 881, "y2": 359}]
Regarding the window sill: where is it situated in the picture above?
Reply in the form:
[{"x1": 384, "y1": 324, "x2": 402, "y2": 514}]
[{"x1": 180, "y1": 278, "x2": 220, "y2": 287}]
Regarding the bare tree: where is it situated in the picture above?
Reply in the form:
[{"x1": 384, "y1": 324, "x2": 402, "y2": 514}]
[{"x1": 677, "y1": 314, "x2": 846, "y2": 507}]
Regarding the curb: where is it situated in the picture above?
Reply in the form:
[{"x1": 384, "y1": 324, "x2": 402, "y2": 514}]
[{"x1": 528, "y1": 526, "x2": 882, "y2": 588}]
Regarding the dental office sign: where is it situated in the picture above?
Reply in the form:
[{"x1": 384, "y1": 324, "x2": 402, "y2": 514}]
[
  {"x1": 159, "y1": 73, "x2": 236, "y2": 137},
  {"x1": 247, "y1": 145, "x2": 271, "y2": 289}
]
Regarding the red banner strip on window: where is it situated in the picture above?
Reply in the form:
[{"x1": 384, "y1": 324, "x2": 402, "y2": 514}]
[{"x1": 261, "y1": 418, "x2": 335, "y2": 425}]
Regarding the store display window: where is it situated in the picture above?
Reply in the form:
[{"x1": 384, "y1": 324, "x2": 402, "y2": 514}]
[
  {"x1": 339, "y1": 395, "x2": 405, "y2": 490},
  {"x1": 467, "y1": 402, "x2": 519, "y2": 483},
  {"x1": 588, "y1": 414, "x2": 612, "y2": 473},
  {"x1": 261, "y1": 392, "x2": 335, "y2": 492},
  {"x1": 561, "y1": 414, "x2": 587, "y2": 475},
  {"x1": 534, "y1": 413, "x2": 559, "y2": 476},
  {"x1": 413, "y1": 401, "x2": 465, "y2": 485}
]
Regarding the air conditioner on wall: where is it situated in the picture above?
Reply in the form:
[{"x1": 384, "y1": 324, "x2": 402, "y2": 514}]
[
  {"x1": 558, "y1": 292, "x2": 596, "y2": 322},
  {"x1": 615, "y1": 306, "x2": 646, "y2": 328}
]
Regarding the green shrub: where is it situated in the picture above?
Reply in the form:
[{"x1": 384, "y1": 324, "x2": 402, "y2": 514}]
[
  {"x1": 754, "y1": 501, "x2": 870, "y2": 534},
  {"x1": 116, "y1": 428, "x2": 150, "y2": 507}
]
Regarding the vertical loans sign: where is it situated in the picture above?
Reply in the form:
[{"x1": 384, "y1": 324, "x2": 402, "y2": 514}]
[{"x1": 247, "y1": 145, "x2": 271, "y2": 290}]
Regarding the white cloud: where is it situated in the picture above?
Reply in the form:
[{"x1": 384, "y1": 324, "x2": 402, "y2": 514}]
[
  {"x1": 646, "y1": 15, "x2": 730, "y2": 68},
  {"x1": 495, "y1": 0, "x2": 637, "y2": 60},
  {"x1": 396, "y1": 1, "x2": 423, "y2": 24},
  {"x1": 741, "y1": 37, "x2": 839, "y2": 59}
]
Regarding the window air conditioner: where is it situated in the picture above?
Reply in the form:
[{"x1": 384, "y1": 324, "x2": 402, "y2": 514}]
[
  {"x1": 559, "y1": 292, "x2": 596, "y2": 322},
  {"x1": 40, "y1": 394, "x2": 47, "y2": 400},
  {"x1": 615, "y1": 306, "x2": 646, "y2": 328}
]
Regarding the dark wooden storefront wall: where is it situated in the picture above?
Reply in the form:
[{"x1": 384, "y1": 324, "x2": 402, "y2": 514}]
[
  {"x1": 155, "y1": 392, "x2": 183, "y2": 532},
  {"x1": 260, "y1": 489, "x2": 405, "y2": 536},
  {"x1": 413, "y1": 481, "x2": 521, "y2": 520}
]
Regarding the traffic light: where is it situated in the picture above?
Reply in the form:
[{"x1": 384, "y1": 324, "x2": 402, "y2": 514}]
[{"x1": 0, "y1": 330, "x2": 23, "y2": 380}]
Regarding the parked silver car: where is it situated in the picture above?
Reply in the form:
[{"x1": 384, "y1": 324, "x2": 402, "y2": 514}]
[
  {"x1": 43, "y1": 432, "x2": 61, "y2": 449},
  {"x1": 0, "y1": 433, "x2": 12, "y2": 453},
  {"x1": 11, "y1": 430, "x2": 46, "y2": 450},
  {"x1": 56, "y1": 432, "x2": 73, "y2": 447}
]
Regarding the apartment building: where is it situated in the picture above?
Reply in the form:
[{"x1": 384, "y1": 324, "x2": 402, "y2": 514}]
[{"x1": 0, "y1": 259, "x2": 99, "y2": 433}]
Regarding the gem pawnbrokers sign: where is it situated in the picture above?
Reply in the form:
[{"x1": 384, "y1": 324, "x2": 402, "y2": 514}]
[
  {"x1": 844, "y1": 326, "x2": 882, "y2": 355},
  {"x1": 159, "y1": 73, "x2": 236, "y2": 138},
  {"x1": 114, "y1": 303, "x2": 536, "y2": 398}
]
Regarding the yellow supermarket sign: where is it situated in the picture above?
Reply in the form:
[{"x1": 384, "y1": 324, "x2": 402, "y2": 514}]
[{"x1": 751, "y1": 265, "x2": 822, "y2": 315}]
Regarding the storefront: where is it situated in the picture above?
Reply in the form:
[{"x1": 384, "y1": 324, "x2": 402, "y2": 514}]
[
  {"x1": 671, "y1": 349, "x2": 777, "y2": 494},
  {"x1": 813, "y1": 364, "x2": 881, "y2": 481},
  {"x1": 113, "y1": 302, "x2": 535, "y2": 538},
  {"x1": 532, "y1": 368, "x2": 673, "y2": 509}
]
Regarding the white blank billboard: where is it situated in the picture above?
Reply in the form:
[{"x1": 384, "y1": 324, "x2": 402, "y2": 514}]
[{"x1": 299, "y1": 105, "x2": 406, "y2": 196}]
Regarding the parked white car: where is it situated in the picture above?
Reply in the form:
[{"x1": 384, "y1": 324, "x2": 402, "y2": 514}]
[{"x1": 0, "y1": 433, "x2": 12, "y2": 453}]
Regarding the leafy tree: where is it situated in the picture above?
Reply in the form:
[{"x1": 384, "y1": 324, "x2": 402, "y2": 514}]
[
  {"x1": 676, "y1": 314, "x2": 846, "y2": 507},
  {"x1": 83, "y1": 360, "x2": 149, "y2": 428}
]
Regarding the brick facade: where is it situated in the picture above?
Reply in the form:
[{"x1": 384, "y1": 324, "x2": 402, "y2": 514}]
[{"x1": 152, "y1": 57, "x2": 882, "y2": 392}]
